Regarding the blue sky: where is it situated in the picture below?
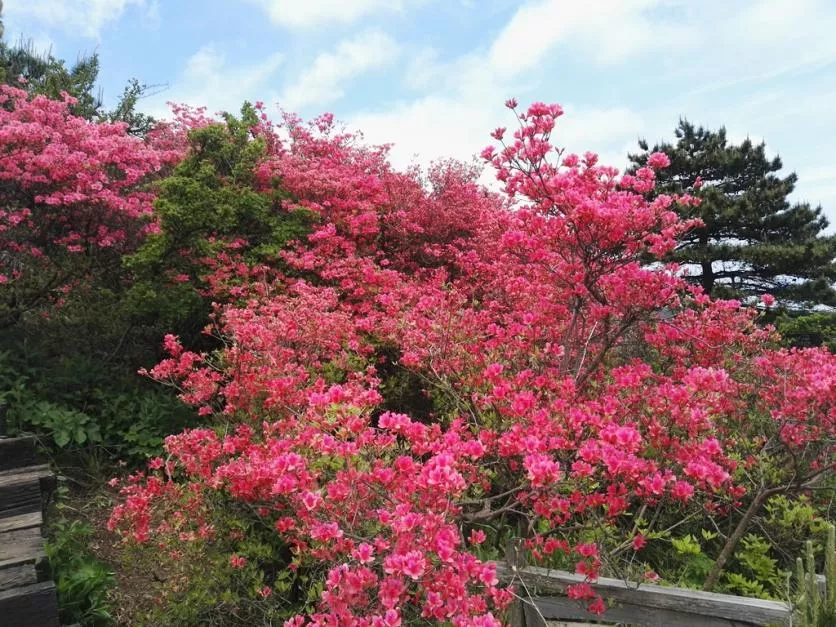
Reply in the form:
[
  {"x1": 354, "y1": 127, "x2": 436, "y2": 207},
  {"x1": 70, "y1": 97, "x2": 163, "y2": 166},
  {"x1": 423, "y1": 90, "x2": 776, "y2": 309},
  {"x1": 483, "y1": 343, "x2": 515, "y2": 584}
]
[{"x1": 4, "y1": 0, "x2": 836, "y2": 225}]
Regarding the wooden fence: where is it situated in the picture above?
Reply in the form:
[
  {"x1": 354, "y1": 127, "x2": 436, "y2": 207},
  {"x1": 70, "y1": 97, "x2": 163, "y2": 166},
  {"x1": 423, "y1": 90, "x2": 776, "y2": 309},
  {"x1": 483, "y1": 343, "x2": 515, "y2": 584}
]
[{"x1": 0, "y1": 436, "x2": 60, "y2": 627}]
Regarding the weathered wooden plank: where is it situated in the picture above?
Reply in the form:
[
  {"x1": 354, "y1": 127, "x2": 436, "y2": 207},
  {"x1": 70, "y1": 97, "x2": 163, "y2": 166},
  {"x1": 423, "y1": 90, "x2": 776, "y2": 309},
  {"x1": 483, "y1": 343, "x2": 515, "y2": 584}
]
[
  {"x1": 0, "y1": 562, "x2": 37, "y2": 592},
  {"x1": 0, "y1": 510, "x2": 41, "y2": 533},
  {"x1": 525, "y1": 595, "x2": 760, "y2": 627},
  {"x1": 0, "y1": 467, "x2": 49, "y2": 519},
  {"x1": 496, "y1": 565, "x2": 791, "y2": 626},
  {"x1": 0, "y1": 553, "x2": 43, "y2": 573},
  {"x1": 0, "y1": 526, "x2": 44, "y2": 564},
  {"x1": 0, "y1": 463, "x2": 51, "y2": 479},
  {"x1": 0, "y1": 437, "x2": 37, "y2": 472},
  {"x1": 0, "y1": 581, "x2": 59, "y2": 627}
]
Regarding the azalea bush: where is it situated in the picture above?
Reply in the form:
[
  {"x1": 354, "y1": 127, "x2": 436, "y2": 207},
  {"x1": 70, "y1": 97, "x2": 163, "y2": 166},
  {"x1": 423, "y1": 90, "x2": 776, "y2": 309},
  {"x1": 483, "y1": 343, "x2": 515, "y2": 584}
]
[
  {"x1": 100, "y1": 99, "x2": 836, "y2": 625},
  {"x1": 0, "y1": 84, "x2": 203, "y2": 471},
  {"x1": 0, "y1": 84, "x2": 183, "y2": 326}
]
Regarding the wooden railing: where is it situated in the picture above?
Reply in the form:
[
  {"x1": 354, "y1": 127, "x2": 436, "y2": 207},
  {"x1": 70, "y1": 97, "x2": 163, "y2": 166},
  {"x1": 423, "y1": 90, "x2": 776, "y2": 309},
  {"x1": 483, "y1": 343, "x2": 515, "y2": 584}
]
[
  {"x1": 498, "y1": 538, "x2": 794, "y2": 626},
  {"x1": 499, "y1": 563, "x2": 792, "y2": 626}
]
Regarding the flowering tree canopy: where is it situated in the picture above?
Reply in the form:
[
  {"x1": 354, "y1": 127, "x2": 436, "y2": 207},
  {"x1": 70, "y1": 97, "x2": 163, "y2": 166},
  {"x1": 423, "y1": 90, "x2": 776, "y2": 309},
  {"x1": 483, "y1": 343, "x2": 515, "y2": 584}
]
[
  {"x1": 0, "y1": 85, "x2": 181, "y2": 326},
  {"x1": 108, "y1": 101, "x2": 836, "y2": 626}
]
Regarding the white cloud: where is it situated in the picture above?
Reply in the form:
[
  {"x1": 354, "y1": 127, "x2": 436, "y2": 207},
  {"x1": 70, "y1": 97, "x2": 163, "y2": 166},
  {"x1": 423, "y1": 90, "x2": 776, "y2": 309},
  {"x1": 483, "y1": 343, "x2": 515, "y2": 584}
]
[
  {"x1": 488, "y1": 0, "x2": 694, "y2": 77},
  {"x1": 247, "y1": 0, "x2": 424, "y2": 29},
  {"x1": 4, "y1": 0, "x2": 145, "y2": 38},
  {"x1": 281, "y1": 31, "x2": 401, "y2": 110},
  {"x1": 142, "y1": 45, "x2": 284, "y2": 119},
  {"x1": 348, "y1": 1, "x2": 654, "y2": 174}
]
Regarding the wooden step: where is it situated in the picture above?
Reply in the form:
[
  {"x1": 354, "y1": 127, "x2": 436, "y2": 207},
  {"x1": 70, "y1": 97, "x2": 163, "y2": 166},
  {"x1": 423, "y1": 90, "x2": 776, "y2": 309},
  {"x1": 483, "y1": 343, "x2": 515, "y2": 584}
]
[
  {"x1": 0, "y1": 526, "x2": 45, "y2": 565},
  {"x1": 0, "y1": 437, "x2": 38, "y2": 472},
  {"x1": 0, "y1": 581, "x2": 59, "y2": 627},
  {"x1": 0, "y1": 511, "x2": 42, "y2": 534},
  {"x1": 0, "y1": 562, "x2": 37, "y2": 592},
  {"x1": 0, "y1": 466, "x2": 49, "y2": 520}
]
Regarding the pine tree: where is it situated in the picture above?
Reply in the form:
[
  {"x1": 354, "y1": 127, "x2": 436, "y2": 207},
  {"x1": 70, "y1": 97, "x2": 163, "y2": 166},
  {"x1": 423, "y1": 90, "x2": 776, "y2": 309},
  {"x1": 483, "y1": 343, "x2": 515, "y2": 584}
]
[
  {"x1": 629, "y1": 121, "x2": 836, "y2": 310},
  {"x1": 0, "y1": 38, "x2": 103, "y2": 119},
  {"x1": 0, "y1": 3, "x2": 156, "y2": 133}
]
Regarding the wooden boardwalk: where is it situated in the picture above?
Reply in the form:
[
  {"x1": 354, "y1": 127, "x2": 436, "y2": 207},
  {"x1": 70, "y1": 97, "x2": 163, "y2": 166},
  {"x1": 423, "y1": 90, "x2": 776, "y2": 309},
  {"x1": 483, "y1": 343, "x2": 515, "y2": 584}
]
[{"x1": 0, "y1": 436, "x2": 60, "y2": 627}]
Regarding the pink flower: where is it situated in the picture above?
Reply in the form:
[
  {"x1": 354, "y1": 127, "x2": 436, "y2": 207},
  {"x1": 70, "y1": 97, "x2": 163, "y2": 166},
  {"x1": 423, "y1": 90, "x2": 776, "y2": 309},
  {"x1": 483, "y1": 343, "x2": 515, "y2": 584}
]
[
  {"x1": 353, "y1": 542, "x2": 375, "y2": 564},
  {"x1": 761, "y1": 293, "x2": 776, "y2": 307},
  {"x1": 588, "y1": 596, "x2": 607, "y2": 615},
  {"x1": 300, "y1": 491, "x2": 323, "y2": 511},
  {"x1": 401, "y1": 551, "x2": 427, "y2": 580},
  {"x1": 469, "y1": 529, "x2": 487, "y2": 545},
  {"x1": 229, "y1": 555, "x2": 247, "y2": 569},
  {"x1": 647, "y1": 152, "x2": 671, "y2": 169},
  {"x1": 671, "y1": 480, "x2": 695, "y2": 501}
]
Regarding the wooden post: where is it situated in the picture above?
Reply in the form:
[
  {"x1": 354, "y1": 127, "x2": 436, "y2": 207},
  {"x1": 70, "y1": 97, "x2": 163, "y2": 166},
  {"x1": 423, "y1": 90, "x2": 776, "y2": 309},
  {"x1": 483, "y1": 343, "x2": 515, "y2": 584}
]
[{"x1": 505, "y1": 538, "x2": 529, "y2": 627}]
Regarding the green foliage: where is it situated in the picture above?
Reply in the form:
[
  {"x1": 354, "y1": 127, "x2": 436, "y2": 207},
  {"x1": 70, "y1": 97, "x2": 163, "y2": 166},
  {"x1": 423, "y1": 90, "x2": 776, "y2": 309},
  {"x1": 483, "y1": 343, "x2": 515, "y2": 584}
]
[
  {"x1": 0, "y1": 343, "x2": 194, "y2": 466},
  {"x1": 119, "y1": 494, "x2": 314, "y2": 626},
  {"x1": 626, "y1": 491, "x2": 832, "y2": 600},
  {"x1": 665, "y1": 532, "x2": 716, "y2": 587},
  {"x1": 128, "y1": 103, "x2": 313, "y2": 295},
  {"x1": 45, "y1": 510, "x2": 115, "y2": 626},
  {"x1": 0, "y1": 36, "x2": 102, "y2": 118},
  {"x1": 773, "y1": 311, "x2": 836, "y2": 351},
  {"x1": 793, "y1": 525, "x2": 836, "y2": 627},
  {"x1": 1, "y1": 26, "x2": 156, "y2": 132},
  {"x1": 629, "y1": 121, "x2": 836, "y2": 311},
  {"x1": 725, "y1": 534, "x2": 784, "y2": 598},
  {"x1": 104, "y1": 78, "x2": 159, "y2": 136}
]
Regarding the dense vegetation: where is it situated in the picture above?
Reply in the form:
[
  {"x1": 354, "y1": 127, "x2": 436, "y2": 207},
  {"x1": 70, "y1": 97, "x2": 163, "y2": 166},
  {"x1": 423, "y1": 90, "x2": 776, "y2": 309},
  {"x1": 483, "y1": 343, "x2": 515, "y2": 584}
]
[{"x1": 0, "y1": 20, "x2": 833, "y2": 627}]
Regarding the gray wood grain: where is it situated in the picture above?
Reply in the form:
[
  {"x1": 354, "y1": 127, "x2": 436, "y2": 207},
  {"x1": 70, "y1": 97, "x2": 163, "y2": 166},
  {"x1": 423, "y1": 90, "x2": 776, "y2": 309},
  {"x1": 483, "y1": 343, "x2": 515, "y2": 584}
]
[
  {"x1": 525, "y1": 595, "x2": 772, "y2": 627},
  {"x1": 0, "y1": 466, "x2": 51, "y2": 519},
  {"x1": 0, "y1": 437, "x2": 37, "y2": 472},
  {"x1": 0, "y1": 562, "x2": 37, "y2": 592},
  {"x1": 0, "y1": 511, "x2": 41, "y2": 533},
  {"x1": 0, "y1": 526, "x2": 45, "y2": 564},
  {"x1": 496, "y1": 564, "x2": 790, "y2": 626}
]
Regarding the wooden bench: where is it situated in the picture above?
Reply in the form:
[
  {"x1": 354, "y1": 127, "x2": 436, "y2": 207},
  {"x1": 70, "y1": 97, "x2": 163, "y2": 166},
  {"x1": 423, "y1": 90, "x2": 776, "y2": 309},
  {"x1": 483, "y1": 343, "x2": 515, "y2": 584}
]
[{"x1": 0, "y1": 436, "x2": 60, "y2": 627}]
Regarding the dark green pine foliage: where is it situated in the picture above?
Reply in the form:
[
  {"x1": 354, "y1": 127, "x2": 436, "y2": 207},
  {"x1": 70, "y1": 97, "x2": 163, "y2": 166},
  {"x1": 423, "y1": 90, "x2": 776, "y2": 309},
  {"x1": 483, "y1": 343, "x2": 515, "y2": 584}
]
[
  {"x1": 0, "y1": 6, "x2": 156, "y2": 134},
  {"x1": 629, "y1": 121, "x2": 836, "y2": 309},
  {"x1": 0, "y1": 37, "x2": 103, "y2": 118}
]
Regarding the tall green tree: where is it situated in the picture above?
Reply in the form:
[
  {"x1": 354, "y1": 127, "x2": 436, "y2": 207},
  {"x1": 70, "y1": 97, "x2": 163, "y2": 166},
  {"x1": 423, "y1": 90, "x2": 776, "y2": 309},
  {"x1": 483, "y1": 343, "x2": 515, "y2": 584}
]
[{"x1": 629, "y1": 121, "x2": 836, "y2": 310}]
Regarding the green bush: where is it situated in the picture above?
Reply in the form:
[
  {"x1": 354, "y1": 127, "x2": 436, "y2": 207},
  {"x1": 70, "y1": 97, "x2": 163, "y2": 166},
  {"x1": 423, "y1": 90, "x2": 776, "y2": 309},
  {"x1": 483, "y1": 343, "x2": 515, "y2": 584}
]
[
  {"x1": 0, "y1": 344, "x2": 194, "y2": 468},
  {"x1": 45, "y1": 515, "x2": 115, "y2": 626}
]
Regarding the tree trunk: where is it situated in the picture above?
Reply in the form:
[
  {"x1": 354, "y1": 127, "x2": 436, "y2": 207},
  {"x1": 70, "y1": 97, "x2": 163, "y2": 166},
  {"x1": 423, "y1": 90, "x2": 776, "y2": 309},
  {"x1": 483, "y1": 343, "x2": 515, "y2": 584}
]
[
  {"x1": 703, "y1": 489, "x2": 769, "y2": 591},
  {"x1": 700, "y1": 259, "x2": 715, "y2": 295}
]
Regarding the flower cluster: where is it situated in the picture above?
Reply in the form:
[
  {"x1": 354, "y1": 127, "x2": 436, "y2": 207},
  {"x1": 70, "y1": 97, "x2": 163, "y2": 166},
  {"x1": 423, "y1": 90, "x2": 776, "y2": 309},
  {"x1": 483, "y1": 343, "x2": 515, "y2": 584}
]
[{"x1": 0, "y1": 85, "x2": 182, "y2": 315}]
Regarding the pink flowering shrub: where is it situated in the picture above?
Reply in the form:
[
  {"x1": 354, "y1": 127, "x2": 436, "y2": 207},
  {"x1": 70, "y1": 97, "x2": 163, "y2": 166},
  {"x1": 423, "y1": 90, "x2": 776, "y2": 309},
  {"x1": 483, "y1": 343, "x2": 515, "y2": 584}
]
[
  {"x1": 0, "y1": 85, "x2": 182, "y2": 325},
  {"x1": 109, "y1": 101, "x2": 836, "y2": 624}
]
